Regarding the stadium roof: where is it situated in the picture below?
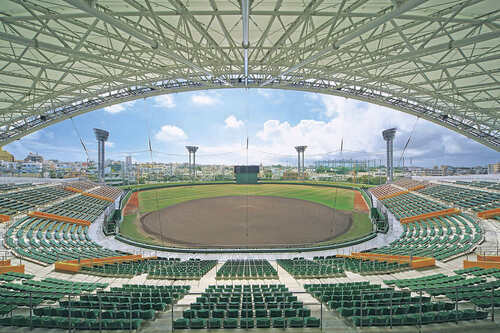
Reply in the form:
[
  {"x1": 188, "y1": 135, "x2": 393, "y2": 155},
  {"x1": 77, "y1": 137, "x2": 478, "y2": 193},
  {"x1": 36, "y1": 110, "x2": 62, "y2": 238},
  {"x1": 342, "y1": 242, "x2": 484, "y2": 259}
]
[{"x1": 0, "y1": 0, "x2": 499, "y2": 150}]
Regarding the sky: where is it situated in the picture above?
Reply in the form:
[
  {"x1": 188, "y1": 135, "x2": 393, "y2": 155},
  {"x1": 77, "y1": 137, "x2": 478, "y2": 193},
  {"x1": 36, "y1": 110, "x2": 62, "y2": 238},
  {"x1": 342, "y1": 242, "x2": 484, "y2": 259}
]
[{"x1": 5, "y1": 89, "x2": 499, "y2": 168}]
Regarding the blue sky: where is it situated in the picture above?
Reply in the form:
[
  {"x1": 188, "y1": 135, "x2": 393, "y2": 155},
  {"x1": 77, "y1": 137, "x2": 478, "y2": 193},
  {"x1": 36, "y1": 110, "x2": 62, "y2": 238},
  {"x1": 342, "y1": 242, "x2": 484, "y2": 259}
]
[{"x1": 5, "y1": 89, "x2": 499, "y2": 167}]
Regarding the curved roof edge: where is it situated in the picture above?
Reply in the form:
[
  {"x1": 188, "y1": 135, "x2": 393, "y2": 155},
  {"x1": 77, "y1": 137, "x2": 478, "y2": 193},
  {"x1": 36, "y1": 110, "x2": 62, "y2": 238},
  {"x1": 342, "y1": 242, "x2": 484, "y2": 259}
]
[{"x1": 2, "y1": 79, "x2": 498, "y2": 152}]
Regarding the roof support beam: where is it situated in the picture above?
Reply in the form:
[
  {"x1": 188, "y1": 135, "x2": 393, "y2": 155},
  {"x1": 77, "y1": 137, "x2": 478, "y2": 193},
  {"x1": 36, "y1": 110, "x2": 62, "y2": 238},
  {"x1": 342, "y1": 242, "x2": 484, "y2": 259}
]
[
  {"x1": 260, "y1": 0, "x2": 325, "y2": 63},
  {"x1": 62, "y1": 0, "x2": 228, "y2": 84},
  {"x1": 242, "y1": 0, "x2": 249, "y2": 86},
  {"x1": 260, "y1": 0, "x2": 428, "y2": 86}
]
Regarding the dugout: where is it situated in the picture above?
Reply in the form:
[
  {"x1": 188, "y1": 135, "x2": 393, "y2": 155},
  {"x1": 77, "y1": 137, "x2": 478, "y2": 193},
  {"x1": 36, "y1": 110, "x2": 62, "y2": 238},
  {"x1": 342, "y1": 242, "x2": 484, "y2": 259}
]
[{"x1": 234, "y1": 165, "x2": 259, "y2": 184}]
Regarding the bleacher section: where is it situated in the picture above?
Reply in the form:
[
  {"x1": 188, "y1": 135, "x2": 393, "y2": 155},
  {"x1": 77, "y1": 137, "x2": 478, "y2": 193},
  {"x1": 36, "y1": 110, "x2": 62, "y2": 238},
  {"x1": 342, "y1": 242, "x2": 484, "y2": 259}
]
[
  {"x1": 88, "y1": 186, "x2": 122, "y2": 201},
  {"x1": 369, "y1": 184, "x2": 402, "y2": 199},
  {"x1": 0, "y1": 180, "x2": 122, "y2": 218},
  {"x1": 0, "y1": 185, "x2": 74, "y2": 216},
  {"x1": 4, "y1": 215, "x2": 124, "y2": 265},
  {"x1": 306, "y1": 281, "x2": 489, "y2": 327},
  {"x1": 147, "y1": 259, "x2": 217, "y2": 280},
  {"x1": 0, "y1": 279, "x2": 188, "y2": 330},
  {"x1": 277, "y1": 258, "x2": 345, "y2": 278},
  {"x1": 381, "y1": 192, "x2": 448, "y2": 219},
  {"x1": 278, "y1": 256, "x2": 410, "y2": 278},
  {"x1": 174, "y1": 284, "x2": 320, "y2": 329},
  {"x1": 384, "y1": 271, "x2": 500, "y2": 311},
  {"x1": 216, "y1": 260, "x2": 278, "y2": 280},
  {"x1": 0, "y1": 183, "x2": 32, "y2": 193},
  {"x1": 335, "y1": 256, "x2": 410, "y2": 275},
  {"x1": 66, "y1": 180, "x2": 98, "y2": 192},
  {"x1": 370, "y1": 213, "x2": 481, "y2": 260},
  {"x1": 79, "y1": 257, "x2": 208, "y2": 279},
  {"x1": 417, "y1": 184, "x2": 500, "y2": 211},
  {"x1": 392, "y1": 178, "x2": 428, "y2": 190},
  {"x1": 42, "y1": 195, "x2": 110, "y2": 222},
  {"x1": 0, "y1": 277, "x2": 107, "y2": 328},
  {"x1": 455, "y1": 180, "x2": 500, "y2": 191},
  {"x1": 0, "y1": 180, "x2": 124, "y2": 265},
  {"x1": 0, "y1": 272, "x2": 34, "y2": 282}
]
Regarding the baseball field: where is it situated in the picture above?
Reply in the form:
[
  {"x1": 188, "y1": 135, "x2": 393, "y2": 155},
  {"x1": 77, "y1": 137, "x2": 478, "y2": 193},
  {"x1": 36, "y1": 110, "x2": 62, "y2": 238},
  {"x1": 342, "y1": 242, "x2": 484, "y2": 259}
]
[{"x1": 120, "y1": 184, "x2": 372, "y2": 248}]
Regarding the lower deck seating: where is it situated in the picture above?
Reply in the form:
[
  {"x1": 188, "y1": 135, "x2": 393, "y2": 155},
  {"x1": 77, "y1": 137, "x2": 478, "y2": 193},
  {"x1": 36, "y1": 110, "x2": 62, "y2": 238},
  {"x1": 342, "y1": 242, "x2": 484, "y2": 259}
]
[
  {"x1": 278, "y1": 256, "x2": 407, "y2": 278},
  {"x1": 0, "y1": 277, "x2": 110, "y2": 329},
  {"x1": 384, "y1": 272, "x2": 500, "y2": 305},
  {"x1": 174, "y1": 284, "x2": 320, "y2": 329},
  {"x1": 306, "y1": 281, "x2": 490, "y2": 327},
  {"x1": 0, "y1": 272, "x2": 34, "y2": 282},
  {"x1": 333, "y1": 257, "x2": 409, "y2": 275},
  {"x1": 5, "y1": 216, "x2": 126, "y2": 265},
  {"x1": 0, "y1": 283, "x2": 188, "y2": 330}
]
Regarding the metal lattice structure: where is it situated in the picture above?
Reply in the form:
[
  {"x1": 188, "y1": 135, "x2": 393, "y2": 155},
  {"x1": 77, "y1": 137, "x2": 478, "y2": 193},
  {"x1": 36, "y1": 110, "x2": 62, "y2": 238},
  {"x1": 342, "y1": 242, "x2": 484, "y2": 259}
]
[{"x1": 0, "y1": 0, "x2": 499, "y2": 150}]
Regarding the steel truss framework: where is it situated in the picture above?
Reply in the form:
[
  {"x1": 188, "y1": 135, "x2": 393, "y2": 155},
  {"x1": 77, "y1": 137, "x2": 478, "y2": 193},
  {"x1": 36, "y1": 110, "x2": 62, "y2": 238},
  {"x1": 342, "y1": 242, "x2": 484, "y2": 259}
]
[{"x1": 0, "y1": 0, "x2": 498, "y2": 150}]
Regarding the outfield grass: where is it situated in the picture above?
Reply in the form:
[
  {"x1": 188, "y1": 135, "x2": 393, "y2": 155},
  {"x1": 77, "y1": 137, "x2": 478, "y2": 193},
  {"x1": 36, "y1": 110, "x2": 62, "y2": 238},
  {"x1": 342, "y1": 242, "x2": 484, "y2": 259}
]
[{"x1": 120, "y1": 184, "x2": 373, "y2": 248}]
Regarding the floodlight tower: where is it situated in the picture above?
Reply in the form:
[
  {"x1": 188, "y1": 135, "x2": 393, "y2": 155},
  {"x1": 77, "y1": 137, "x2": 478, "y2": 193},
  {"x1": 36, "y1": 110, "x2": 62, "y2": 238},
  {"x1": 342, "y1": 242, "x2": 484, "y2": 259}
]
[
  {"x1": 382, "y1": 128, "x2": 397, "y2": 183},
  {"x1": 93, "y1": 128, "x2": 109, "y2": 183},
  {"x1": 295, "y1": 146, "x2": 307, "y2": 179},
  {"x1": 185, "y1": 146, "x2": 199, "y2": 180}
]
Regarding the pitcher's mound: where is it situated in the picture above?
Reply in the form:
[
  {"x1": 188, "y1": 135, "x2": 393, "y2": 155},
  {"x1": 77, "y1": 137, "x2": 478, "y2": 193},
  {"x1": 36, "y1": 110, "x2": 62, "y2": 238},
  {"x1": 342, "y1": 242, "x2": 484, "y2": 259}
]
[{"x1": 140, "y1": 196, "x2": 352, "y2": 248}]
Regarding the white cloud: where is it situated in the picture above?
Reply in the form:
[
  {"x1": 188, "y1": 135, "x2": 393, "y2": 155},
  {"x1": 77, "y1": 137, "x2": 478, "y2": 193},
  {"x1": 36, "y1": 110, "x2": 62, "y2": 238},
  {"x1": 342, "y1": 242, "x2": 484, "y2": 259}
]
[
  {"x1": 191, "y1": 93, "x2": 219, "y2": 106},
  {"x1": 104, "y1": 100, "x2": 136, "y2": 114},
  {"x1": 318, "y1": 94, "x2": 352, "y2": 118},
  {"x1": 155, "y1": 125, "x2": 188, "y2": 142},
  {"x1": 224, "y1": 115, "x2": 244, "y2": 129},
  {"x1": 250, "y1": 95, "x2": 426, "y2": 163},
  {"x1": 154, "y1": 95, "x2": 175, "y2": 109},
  {"x1": 105, "y1": 141, "x2": 115, "y2": 148}
]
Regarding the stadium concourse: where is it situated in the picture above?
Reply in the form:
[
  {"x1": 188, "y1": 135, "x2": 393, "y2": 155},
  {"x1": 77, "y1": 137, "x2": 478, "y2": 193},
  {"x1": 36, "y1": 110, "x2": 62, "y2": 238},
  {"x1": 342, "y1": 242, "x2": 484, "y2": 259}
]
[{"x1": 0, "y1": 178, "x2": 496, "y2": 331}]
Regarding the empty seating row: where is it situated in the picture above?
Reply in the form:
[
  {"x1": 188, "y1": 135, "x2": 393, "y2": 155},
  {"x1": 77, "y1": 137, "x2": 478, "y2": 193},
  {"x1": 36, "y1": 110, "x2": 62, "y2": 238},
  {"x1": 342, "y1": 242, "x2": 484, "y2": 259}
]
[
  {"x1": 381, "y1": 192, "x2": 448, "y2": 219},
  {"x1": 369, "y1": 184, "x2": 402, "y2": 199},
  {"x1": 0, "y1": 184, "x2": 74, "y2": 216},
  {"x1": 6, "y1": 215, "x2": 125, "y2": 264},
  {"x1": 173, "y1": 316, "x2": 320, "y2": 329},
  {"x1": 370, "y1": 213, "x2": 481, "y2": 261},
  {"x1": 349, "y1": 310, "x2": 488, "y2": 327},
  {"x1": 147, "y1": 259, "x2": 217, "y2": 280},
  {"x1": 43, "y1": 194, "x2": 111, "y2": 223},
  {"x1": 216, "y1": 260, "x2": 278, "y2": 279},
  {"x1": 81, "y1": 257, "x2": 180, "y2": 277},
  {"x1": 417, "y1": 184, "x2": 500, "y2": 211},
  {"x1": 88, "y1": 185, "x2": 123, "y2": 200},
  {"x1": 306, "y1": 281, "x2": 490, "y2": 327},
  {"x1": 277, "y1": 258, "x2": 345, "y2": 278}
]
